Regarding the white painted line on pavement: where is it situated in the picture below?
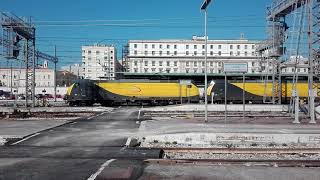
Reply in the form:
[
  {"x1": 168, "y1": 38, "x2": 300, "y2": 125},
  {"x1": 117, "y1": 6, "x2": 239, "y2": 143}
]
[
  {"x1": 88, "y1": 111, "x2": 111, "y2": 120},
  {"x1": 11, "y1": 133, "x2": 40, "y2": 145},
  {"x1": 87, "y1": 159, "x2": 116, "y2": 180}
]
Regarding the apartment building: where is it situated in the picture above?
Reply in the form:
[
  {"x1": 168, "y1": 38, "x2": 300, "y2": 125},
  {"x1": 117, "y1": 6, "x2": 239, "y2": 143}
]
[{"x1": 82, "y1": 44, "x2": 121, "y2": 80}]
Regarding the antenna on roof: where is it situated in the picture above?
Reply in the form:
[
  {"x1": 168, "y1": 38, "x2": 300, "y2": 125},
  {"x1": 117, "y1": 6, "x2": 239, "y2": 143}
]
[{"x1": 240, "y1": 33, "x2": 245, "y2": 40}]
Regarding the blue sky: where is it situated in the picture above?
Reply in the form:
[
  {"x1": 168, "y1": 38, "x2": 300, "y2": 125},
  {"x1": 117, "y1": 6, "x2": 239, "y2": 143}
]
[{"x1": 1, "y1": 0, "x2": 272, "y2": 68}]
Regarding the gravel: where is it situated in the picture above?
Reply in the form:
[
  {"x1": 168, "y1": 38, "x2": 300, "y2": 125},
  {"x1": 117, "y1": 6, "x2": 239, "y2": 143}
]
[
  {"x1": 0, "y1": 137, "x2": 7, "y2": 145},
  {"x1": 165, "y1": 152, "x2": 320, "y2": 160}
]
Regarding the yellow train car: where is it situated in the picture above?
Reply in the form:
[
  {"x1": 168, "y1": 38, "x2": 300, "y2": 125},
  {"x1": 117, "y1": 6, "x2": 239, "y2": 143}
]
[
  {"x1": 207, "y1": 80, "x2": 315, "y2": 103},
  {"x1": 96, "y1": 80, "x2": 200, "y2": 105}
]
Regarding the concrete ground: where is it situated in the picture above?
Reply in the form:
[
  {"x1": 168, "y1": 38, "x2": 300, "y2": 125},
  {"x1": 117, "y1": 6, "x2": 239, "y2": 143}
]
[
  {"x1": 0, "y1": 120, "x2": 68, "y2": 145},
  {"x1": 138, "y1": 118, "x2": 320, "y2": 145},
  {"x1": 0, "y1": 107, "x2": 144, "y2": 180},
  {"x1": 1, "y1": 105, "x2": 320, "y2": 179},
  {"x1": 140, "y1": 164, "x2": 320, "y2": 180}
]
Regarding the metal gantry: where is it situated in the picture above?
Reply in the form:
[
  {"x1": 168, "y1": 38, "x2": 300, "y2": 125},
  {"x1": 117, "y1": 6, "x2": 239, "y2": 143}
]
[
  {"x1": 261, "y1": 0, "x2": 320, "y2": 123},
  {"x1": 1, "y1": 12, "x2": 36, "y2": 107},
  {"x1": 1, "y1": 12, "x2": 58, "y2": 107}
]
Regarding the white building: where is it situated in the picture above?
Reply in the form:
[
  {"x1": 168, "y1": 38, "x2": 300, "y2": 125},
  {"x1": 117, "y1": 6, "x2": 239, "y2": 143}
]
[
  {"x1": 127, "y1": 36, "x2": 261, "y2": 74},
  {"x1": 0, "y1": 61, "x2": 54, "y2": 88},
  {"x1": 61, "y1": 63, "x2": 83, "y2": 77},
  {"x1": 82, "y1": 44, "x2": 122, "y2": 80},
  {"x1": 0, "y1": 61, "x2": 68, "y2": 96}
]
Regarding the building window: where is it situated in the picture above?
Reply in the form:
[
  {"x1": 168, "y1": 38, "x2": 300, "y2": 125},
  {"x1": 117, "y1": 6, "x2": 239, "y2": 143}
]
[
  {"x1": 166, "y1": 68, "x2": 171, "y2": 73},
  {"x1": 194, "y1": 45, "x2": 197, "y2": 49},
  {"x1": 167, "y1": 51, "x2": 170, "y2": 55},
  {"x1": 252, "y1": 52, "x2": 255, "y2": 56},
  {"x1": 159, "y1": 51, "x2": 163, "y2": 56},
  {"x1": 237, "y1": 51, "x2": 240, "y2": 56},
  {"x1": 144, "y1": 68, "x2": 148, "y2": 73},
  {"x1": 194, "y1": 62, "x2": 197, "y2": 67},
  {"x1": 194, "y1": 51, "x2": 197, "y2": 55},
  {"x1": 144, "y1": 51, "x2": 148, "y2": 55},
  {"x1": 218, "y1": 45, "x2": 222, "y2": 49},
  {"x1": 145, "y1": 44, "x2": 148, "y2": 48},
  {"x1": 174, "y1": 61, "x2": 177, "y2": 66},
  {"x1": 186, "y1": 61, "x2": 190, "y2": 67},
  {"x1": 159, "y1": 61, "x2": 163, "y2": 66},
  {"x1": 159, "y1": 68, "x2": 163, "y2": 72},
  {"x1": 152, "y1": 44, "x2": 155, "y2": 48},
  {"x1": 88, "y1": 50, "x2": 91, "y2": 54},
  {"x1": 194, "y1": 69, "x2": 197, "y2": 73},
  {"x1": 134, "y1": 50, "x2": 137, "y2": 55},
  {"x1": 134, "y1": 61, "x2": 138, "y2": 66},
  {"x1": 174, "y1": 51, "x2": 177, "y2": 55},
  {"x1": 210, "y1": 45, "x2": 213, "y2": 49},
  {"x1": 202, "y1": 51, "x2": 205, "y2": 55},
  {"x1": 202, "y1": 69, "x2": 205, "y2": 73},
  {"x1": 151, "y1": 68, "x2": 156, "y2": 72},
  {"x1": 186, "y1": 45, "x2": 189, "y2": 49},
  {"x1": 202, "y1": 62, "x2": 205, "y2": 66},
  {"x1": 202, "y1": 45, "x2": 205, "y2": 49},
  {"x1": 152, "y1": 61, "x2": 155, "y2": 66},
  {"x1": 174, "y1": 45, "x2": 177, "y2": 49},
  {"x1": 167, "y1": 44, "x2": 170, "y2": 49},
  {"x1": 144, "y1": 61, "x2": 148, "y2": 66},
  {"x1": 152, "y1": 51, "x2": 155, "y2": 55},
  {"x1": 159, "y1": 44, "x2": 162, "y2": 49},
  {"x1": 210, "y1": 62, "x2": 213, "y2": 66},
  {"x1": 186, "y1": 51, "x2": 189, "y2": 55},
  {"x1": 174, "y1": 68, "x2": 178, "y2": 72},
  {"x1": 237, "y1": 45, "x2": 240, "y2": 49},
  {"x1": 134, "y1": 44, "x2": 137, "y2": 48},
  {"x1": 134, "y1": 68, "x2": 138, "y2": 73},
  {"x1": 230, "y1": 45, "x2": 233, "y2": 49},
  {"x1": 210, "y1": 51, "x2": 213, "y2": 56},
  {"x1": 245, "y1": 45, "x2": 248, "y2": 49},
  {"x1": 230, "y1": 51, "x2": 233, "y2": 56},
  {"x1": 186, "y1": 69, "x2": 189, "y2": 73},
  {"x1": 244, "y1": 51, "x2": 248, "y2": 56},
  {"x1": 252, "y1": 45, "x2": 255, "y2": 49}
]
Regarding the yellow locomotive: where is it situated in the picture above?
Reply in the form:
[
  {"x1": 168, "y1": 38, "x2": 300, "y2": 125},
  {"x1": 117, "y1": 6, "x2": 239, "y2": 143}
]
[{"x1": 67, "y1": 79, "x2": 199, "y2": 106}]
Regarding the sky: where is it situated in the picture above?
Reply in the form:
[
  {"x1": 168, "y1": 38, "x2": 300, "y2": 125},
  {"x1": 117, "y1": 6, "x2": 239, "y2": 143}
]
[{"x1": 1, "y1": 0, "x2": 272, "y2": 69}]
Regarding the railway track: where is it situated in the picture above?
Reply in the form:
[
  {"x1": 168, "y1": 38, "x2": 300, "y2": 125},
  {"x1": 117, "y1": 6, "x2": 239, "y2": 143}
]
[
  {"x1": 163, "y1": 147, "x2": 320, "y2": 154},
  {"x1": 149, "y1": 147, "x2": 320, "y2": 167},
  {"x1": 143, "y1": 111, "x2": 291, "y2": 118},
  {"x1": 145, "y1": 159, "x2": 320, "y2": 167}
]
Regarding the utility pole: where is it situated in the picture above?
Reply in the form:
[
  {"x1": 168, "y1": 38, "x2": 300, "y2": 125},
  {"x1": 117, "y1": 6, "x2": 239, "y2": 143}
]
[
  {"x1": 201, "y1": 0, "x2": 212, "y2": 123},
  {"x1": 54, "y1": 45, "x2": 57, "y2": 102}
]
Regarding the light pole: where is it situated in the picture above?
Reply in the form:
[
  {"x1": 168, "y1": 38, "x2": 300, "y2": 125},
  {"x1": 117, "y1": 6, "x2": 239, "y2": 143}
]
[{"x1": 201, "y1": 0, "x2": 212, "y2": 123}]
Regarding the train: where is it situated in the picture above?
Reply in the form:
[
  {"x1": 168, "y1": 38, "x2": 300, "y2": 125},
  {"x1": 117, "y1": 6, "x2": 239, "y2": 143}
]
[
  {"x1": 207, "y1": 80, "x2": 313, "y2": 104},
  {"x1": 66, "y1": 79, "x2": 313, "y2": 106},
  {"x1": 66, "y1": 79, "x2": 200, "y2": 106}
]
